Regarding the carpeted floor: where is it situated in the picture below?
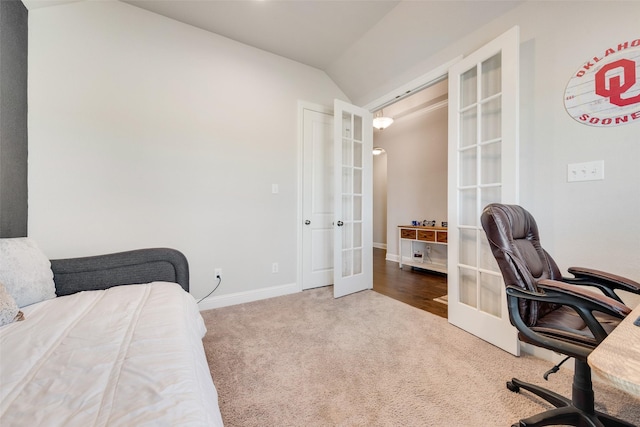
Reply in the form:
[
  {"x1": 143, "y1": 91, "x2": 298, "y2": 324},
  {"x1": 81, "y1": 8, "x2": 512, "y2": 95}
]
[{"x1": 201, "y1": 287, "x2": 640, "y2": 426}]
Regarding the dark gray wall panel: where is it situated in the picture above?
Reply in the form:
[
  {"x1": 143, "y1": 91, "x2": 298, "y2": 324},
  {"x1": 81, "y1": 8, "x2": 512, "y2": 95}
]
[{"x1": 0, "y1": 0, "x2": 28, "y2": 238}]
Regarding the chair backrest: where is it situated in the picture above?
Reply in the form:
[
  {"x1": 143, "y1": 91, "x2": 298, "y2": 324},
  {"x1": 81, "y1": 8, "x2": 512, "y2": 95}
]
[{"x1": 480, "y1": 203, "x2": 562, "y2": 326}]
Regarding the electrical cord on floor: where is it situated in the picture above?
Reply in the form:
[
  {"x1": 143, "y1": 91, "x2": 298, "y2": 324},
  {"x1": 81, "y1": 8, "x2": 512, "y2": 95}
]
[
  {"x1": 543, "y1": 356, "x2": 570, "y2": 380},
  {"x1": 197, "y1": 275, "x2": 222, "y2": 304}
]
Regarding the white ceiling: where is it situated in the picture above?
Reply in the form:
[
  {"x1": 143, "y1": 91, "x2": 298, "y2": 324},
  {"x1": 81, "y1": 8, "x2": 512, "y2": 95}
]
[
  {"x1": 122, "y1": 0, "x2": 401, "y2": 71},
  {"x1": 22, "y1": 0, "x2": 523, "y2": 103}
]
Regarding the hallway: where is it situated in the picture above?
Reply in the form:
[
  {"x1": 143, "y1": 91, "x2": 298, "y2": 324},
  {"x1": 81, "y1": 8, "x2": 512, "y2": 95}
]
[{"x1": 372, "y1": 248, "x2": 448, "y2": 318}]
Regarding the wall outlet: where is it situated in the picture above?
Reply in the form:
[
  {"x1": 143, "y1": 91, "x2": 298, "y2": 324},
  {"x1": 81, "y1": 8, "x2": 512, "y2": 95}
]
[
  {"x1": 272, "y1": 262, "x2": 279, "y2": 273},
  {"x1": 215, "y1": 268, "x2": 222, "y2": 279}
]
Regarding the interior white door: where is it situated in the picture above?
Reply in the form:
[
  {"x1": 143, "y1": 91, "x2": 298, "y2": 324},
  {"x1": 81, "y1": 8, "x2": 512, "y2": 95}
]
[
  {"x1": 447, "y1": 26, "x2": 521, "y2": 355},
  {"x1": 302, "y1": 108, "x2": 334, "y2": 290},
  {"x1": 333, "y1": 99, "x2": 373, "y2": 298}
]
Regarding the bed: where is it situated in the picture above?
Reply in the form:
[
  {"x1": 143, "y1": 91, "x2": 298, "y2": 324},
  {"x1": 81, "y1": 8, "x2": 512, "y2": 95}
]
[{"x1": 0, "y1": 240, "x2": 224, "y2": 426}]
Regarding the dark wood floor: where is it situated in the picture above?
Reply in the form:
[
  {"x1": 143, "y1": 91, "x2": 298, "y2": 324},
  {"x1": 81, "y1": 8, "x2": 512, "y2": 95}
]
[{"x1": 373, "y1": 247, "x2": 448, "y2": 318}]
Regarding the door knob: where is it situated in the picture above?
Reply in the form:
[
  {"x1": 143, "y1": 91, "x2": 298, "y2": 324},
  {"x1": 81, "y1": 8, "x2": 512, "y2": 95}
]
[
  {"x1": 337, "y1": 221, "x2": 344, "y2": 226},
  {"x1": 304, "y1": 220, "x2": 311, "y2": 225}
]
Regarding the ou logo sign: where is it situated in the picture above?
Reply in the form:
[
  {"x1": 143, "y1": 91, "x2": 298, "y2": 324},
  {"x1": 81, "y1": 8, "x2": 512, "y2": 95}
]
[
  {"x1": 595, "y1": 59, "x2": 640, "y2": 107},
  {"x1": 564, "y1": 41, "x2": 640, "y2": 127}
]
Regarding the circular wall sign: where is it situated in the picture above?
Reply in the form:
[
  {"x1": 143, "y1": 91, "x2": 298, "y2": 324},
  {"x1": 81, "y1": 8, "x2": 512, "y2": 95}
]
[{"x1": 564, "y1": 39, "x2": 640, "y2": 127}]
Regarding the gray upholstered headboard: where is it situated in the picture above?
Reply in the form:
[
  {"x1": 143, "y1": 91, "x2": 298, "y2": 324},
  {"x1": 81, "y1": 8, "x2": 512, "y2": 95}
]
[
  {"x1": 0, "y1": 0, "x2": 29, "y2": 238},
  {"x1": 51, "y1": 248, "x2": 189, "y2": 296}
]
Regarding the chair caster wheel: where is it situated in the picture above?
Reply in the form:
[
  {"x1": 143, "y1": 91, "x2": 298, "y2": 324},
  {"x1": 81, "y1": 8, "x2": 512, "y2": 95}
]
[{"x1": 506, "y1": 381, "x2": 520, "y2": 393}]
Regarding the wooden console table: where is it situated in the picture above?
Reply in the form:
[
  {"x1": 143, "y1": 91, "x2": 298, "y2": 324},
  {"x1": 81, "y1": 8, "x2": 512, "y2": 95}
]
[
  {"x1": 588, "y1": 302, "x2": 640, "y2": 398},
  {"x1": 397, "y1": 225, "x2": 448, "y2": 274}
]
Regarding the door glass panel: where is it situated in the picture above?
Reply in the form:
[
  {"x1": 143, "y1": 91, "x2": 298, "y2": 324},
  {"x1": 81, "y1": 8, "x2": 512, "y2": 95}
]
[
  {"x1": 353, "y1": 196, "x2": 362, "y2": 221},
  {"x1": 342, "y1": 139, "x2": 353, "y2": 166},
  {"x1": 481, "y1": 141, "x2": 501, "y2": 184},
  {"x1": 342, "y1": 195, "x2": 353, "y2": 221},
  {"x1": 342, "y1": 250, "x2": 352, "y2": 277},
  {"x1": 480, "y1": 234, "x2": 500, "y2": 272},
  {"x1": 342, "y1": 167, "x2": 352, "y2": 193},
  {"x1": 459, "y1": 188, "x2": 477, "y2": 226},
  {"x1": 460, "y1": 147, "x2": 477, "y2": 186},
  {"x1": 461, "y1": 67, "x2": 478, "y2": 108},
  {"x1": 353, "y1": 249, "x2": 362, "y2": 274},
  {"x1": 481, "y1": 53, "x2": 502, "y2": 99},
  {"x1": 480, "y1": 186, "x2": 501, "y2": 213},
  {"x1": 459, "y1": 266, "x2": 478, "y2": 308},
  {"x1": 460, "y1": 108, "x2": 477, "y2": 148},
  {"x1": 459, "y1": 228, "x2": 477, "y2": 267},
  {"x1": 481, "y1": 97, "x2": 501, "y2": 142},
  {"x1": 353, "y1": 168, "x2": 362, "y2": 194},
  {"x1": 353, "y1": 222, "x2": 362, "y2": 247},
  {"x1": 342, "y1": 112, "x2": 351, "y2": 138},
  {"x1": 342, "y1": 223, "x2": 352, "y2": 249},
  {"x1": 353, "y1": 142, "x2": 363, "y2": 167},
  {"x1": 479, "y1": 272, "x2": 502, "y2": 317},
  {"x1": 353, "y1": 115, "x2": 362, "y2": 141}
]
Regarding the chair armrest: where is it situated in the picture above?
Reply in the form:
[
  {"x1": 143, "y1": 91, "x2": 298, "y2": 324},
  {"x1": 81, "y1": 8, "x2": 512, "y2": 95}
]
[
  {"x1": 505, "y1": 281, "x2": 629, "y2": 359},
  {"x1": 564, "y1": 267, "x2": 640, "y2": 303},
  {"x1": 51, "y1": 248, "x2": 189, "y2": 296},
  {"x1": 537, "y1": 280, "x2": 631, "y2": 318}
]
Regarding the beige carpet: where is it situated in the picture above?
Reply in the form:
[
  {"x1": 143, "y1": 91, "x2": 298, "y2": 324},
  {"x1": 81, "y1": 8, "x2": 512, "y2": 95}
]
[{"x1": 201, "y1": 287, "x2": 640, "y2": 426}]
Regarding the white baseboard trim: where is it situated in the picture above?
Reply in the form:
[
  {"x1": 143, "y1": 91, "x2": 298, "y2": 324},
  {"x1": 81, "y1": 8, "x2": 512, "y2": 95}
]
[
  {"x1": 373, "y1": 242, "x2": 387, "y2": 250},
  {"x1": 385, "y1": 253, "x2": 400, "y2": 263},
  {"x1": 197, "y1": 282, "x2": 300, "y2": 311}
]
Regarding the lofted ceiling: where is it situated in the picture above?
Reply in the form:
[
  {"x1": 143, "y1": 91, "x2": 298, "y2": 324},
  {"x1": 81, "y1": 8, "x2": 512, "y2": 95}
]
[{"x1": 22, "y1": 0, "x2": 523, "y2": 104}]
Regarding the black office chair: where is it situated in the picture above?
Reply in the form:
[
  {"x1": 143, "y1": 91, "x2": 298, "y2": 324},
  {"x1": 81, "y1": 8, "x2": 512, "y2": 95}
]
[{"x1": 480, "y1": 203, "x2": 640, "y2": 427}]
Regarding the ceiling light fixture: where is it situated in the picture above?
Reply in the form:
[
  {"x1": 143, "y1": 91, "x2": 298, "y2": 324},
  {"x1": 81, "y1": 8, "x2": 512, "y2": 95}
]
[
  {"x1": 372, "y1": 147, "x2": 386, "y2": 156},
  {"x1": 372, "y1": 110, "x2": 393, "y2": 130}
]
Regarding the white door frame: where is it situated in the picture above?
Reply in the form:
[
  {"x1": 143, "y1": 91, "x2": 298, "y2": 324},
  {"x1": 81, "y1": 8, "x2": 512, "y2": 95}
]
[
  {"x1": 299, "y1": 55, "x2": 500, "y2": 296},
  {"x1": 362, "y1": 57, "x2": 462, "y2": 113}
]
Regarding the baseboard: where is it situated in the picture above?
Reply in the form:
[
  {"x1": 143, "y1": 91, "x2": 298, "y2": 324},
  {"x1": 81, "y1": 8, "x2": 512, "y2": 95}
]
[
  {"x1": 373, "y1": 242, "x2": 387, "y2": 250},
  {"x1": 385, "y1": 253, "x2": 400, "y2": 263},
  {"x1": 197, "y1": 282, "x2": 300, "y2": 311}
]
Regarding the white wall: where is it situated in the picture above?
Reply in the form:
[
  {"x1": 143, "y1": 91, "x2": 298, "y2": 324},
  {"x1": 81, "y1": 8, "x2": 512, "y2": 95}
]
[
  {"x1": 361, "y1": 1, "x2": 640, "y2": 305},
  {"x1": 372, "y1": 151, "x2": 387, "y2": 248},
  {"x1": 27, "y1": 0, "x2": 640, "y2": 310},
  {"x1": 27, "y1": 1, "x2": 348, "y2": 303}
]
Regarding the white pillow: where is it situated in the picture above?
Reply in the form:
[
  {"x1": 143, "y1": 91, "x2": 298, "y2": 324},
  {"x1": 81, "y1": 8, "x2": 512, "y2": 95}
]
[
  {"x1": 0, "y1": 281, "x2": 23, "y2": 326},
  {"x1": 0, "y1": 238, "x2": 56, "y2": 308}
]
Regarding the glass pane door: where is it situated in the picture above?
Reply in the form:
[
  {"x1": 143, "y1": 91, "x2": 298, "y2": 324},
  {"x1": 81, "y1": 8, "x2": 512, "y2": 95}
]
[
  {"x1": 333, "y1": 100, "x2": 372, "y2": 298},
  {"x1": 457, "y1": 52, "x2": 504, "y2": 317},
  {"x1": 448, "y1": 26, "x2": 520, "y2": 355}
]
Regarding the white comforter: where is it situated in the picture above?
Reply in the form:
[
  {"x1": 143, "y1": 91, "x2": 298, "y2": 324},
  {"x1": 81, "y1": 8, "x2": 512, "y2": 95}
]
[{"x1": 0, "y1": 282, "x2": 224, "y2": 426}]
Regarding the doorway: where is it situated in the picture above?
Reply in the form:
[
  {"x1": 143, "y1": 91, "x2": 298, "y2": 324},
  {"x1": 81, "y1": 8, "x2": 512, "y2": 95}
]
[
  {"x1": 371, "y1": 80, "x2": 449, "y2": 318},
  {"x1": 372, "y1": 247, "x2": 448, "y2": 318}
]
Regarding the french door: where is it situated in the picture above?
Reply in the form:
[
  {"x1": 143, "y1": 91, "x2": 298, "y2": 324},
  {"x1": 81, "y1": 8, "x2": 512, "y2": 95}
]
[
  {"x1": 333, "y1": 100, "x2": 373, "y2": 298},
  {"x1": 447, "y1": 27, "x2": 521, "y2": 355}
]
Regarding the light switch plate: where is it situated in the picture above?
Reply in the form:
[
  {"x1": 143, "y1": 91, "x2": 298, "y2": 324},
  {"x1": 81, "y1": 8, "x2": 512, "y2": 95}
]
[{"x1": 567, "y1": 160, "x2": 604, "y2": 182}]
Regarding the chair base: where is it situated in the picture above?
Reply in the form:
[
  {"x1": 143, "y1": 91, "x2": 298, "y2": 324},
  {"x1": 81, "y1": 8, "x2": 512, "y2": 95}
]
[{"x1": 508, "y1": 378, "x2": 635, "y2": 427}]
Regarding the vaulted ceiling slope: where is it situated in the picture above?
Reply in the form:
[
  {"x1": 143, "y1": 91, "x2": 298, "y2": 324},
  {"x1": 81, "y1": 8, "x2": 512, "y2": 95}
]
[{"x1": 21, "y1": 0, "x2": 523, "y2": 104}]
